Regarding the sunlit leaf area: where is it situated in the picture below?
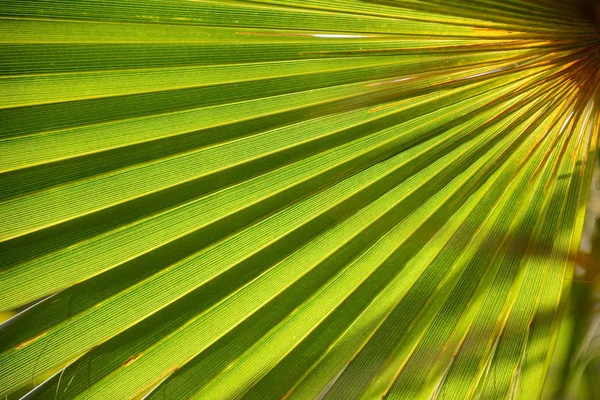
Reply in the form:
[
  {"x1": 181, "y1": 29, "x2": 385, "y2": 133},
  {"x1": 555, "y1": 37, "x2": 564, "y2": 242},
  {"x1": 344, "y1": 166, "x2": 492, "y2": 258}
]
[{"x1": 1, "y1": 0, "x2": 600, "y2": 399}]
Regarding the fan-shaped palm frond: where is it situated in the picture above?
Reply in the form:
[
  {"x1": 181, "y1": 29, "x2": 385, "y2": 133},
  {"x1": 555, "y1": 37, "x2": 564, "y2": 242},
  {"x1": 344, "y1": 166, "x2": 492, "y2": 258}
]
[{"x1": 1, "y1": 1, "x2": 599, "y2": 399}]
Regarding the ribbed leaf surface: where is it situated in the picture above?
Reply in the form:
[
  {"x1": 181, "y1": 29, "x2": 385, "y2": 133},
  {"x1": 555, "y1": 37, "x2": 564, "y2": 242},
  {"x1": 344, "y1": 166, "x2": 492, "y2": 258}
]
[{"x1": 0, "y1": 1, "x2": 599, "y2": 399}]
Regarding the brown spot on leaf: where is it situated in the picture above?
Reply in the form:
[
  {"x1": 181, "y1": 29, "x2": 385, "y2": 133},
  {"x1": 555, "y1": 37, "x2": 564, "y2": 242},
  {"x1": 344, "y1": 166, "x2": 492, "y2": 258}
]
[
  {"x1": 123, "y1": 354, "x2": 141, "y2": 367},
  {"x1": 16, "y1": 331, "x2": 47, "y2": 349}
]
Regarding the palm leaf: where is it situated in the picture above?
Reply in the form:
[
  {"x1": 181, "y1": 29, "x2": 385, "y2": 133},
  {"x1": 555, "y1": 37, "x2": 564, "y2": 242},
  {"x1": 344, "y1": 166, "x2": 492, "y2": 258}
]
[{"x1": 0, "y1": 0, "x2": 599, "y2": 398}]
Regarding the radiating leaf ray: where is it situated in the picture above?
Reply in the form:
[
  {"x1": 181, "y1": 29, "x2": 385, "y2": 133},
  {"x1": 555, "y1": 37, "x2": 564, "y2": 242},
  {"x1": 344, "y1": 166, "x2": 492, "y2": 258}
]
[{"x1": 0, "y1": 0, "x2": 598, "y2": 399}]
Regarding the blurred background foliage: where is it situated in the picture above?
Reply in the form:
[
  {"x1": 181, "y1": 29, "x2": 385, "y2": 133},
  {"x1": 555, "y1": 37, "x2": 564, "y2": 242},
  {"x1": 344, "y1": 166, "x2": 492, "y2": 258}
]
[{"x1": 544, "y1": 155, "x2": 600, "y2": 400}]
